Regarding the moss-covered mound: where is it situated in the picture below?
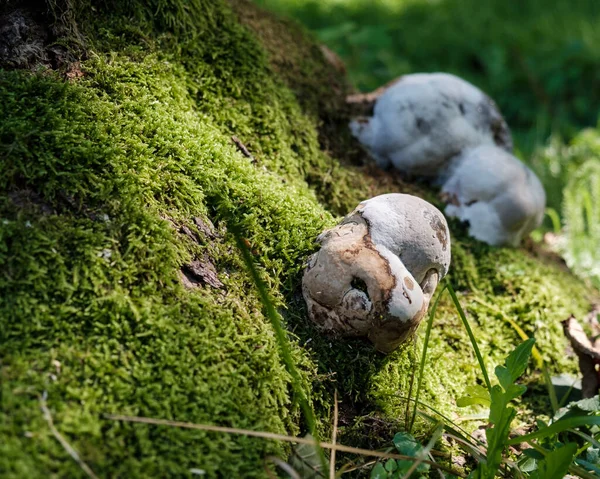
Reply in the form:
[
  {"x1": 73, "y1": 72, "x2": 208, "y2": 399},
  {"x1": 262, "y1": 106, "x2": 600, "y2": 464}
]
[{"x1": 0, "y1": 1, "x2": 597, "y2": 477}]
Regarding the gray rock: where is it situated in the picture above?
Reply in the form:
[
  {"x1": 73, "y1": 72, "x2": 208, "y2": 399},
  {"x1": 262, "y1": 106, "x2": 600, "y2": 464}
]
[
  {"x1": 302, "y1": 194, "x2": 450, "y2": 353},
  {"x1": 350, "y1": 73, "x2": 512, "y2": 175}
]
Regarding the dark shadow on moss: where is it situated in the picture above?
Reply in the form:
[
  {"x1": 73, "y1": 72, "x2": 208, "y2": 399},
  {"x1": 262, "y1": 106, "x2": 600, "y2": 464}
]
[
  {"x1": 231, "y1": 0, "x2": 363, "y2": 165},
  {"x1": 283, "y1": 291, "x2": 412, "y2": 451}
]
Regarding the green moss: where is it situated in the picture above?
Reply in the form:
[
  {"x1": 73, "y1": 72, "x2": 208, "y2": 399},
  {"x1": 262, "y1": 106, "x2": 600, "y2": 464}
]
[
  {"x1": 0, "y1": 0, "x2": 598, "y2": 477},
  {"x1": 0, "y1": 55, "x2": 326, "y2": 476}
]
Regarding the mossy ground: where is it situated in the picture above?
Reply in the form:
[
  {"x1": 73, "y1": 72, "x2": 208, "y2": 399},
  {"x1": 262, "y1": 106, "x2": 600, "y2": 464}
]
[{"x1": 0, "y1": 1, "x2": 597, "y2": 477}]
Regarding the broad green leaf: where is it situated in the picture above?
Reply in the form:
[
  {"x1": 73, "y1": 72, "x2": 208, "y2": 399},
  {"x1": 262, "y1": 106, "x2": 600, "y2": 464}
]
[
  {"x1": 573, "y1": 396, "x2": 600, "y2": 412},
  {"x1": 495, "y1": 338, "x2": 535, "y2": 390},
  {"x1": 537, "y1": 443, "x2": 577, "y2": 479},
  {"x1": 504, "y1": 338, "x2": 535, "y2": 382},
  {"x1": 484, "y1": 344, "x2": 533, "y2": 479},
  {"x1": 393, "y1": 432, "x2": 420, "y2": 456},
  {"x1": 456, "y1": 397, "x2": 488, "y2": 408},
  {"x1": 390, "y1": 469, "x2": 402, "y2": 479},
  {"x1": 484, "y1": 406, "x2": 517, "y2": 479},
  {"x1": 385, "y1": 459, "x2": 397, "y2": 472},
  {"x1": 395, "y1": 460, "x2": 417, "y2": 476},
  {"x1": 495, "y1": 365, "x2": 513, "y2": 391},
  {"x1": 482, "y1": 404, "x2": 517, "y2": 479},
  {"x1": 414, "y1": 459, "x2": 430, "y2": 474},
  {"x1": 289, "y1": 434, "x2": 328, "y2": 477},
  {"x1": 488, "y1": 385, "x2": 507, "y2": 425},
  {"x1": 457, "y1": 385, "x2": 491, "y2": 408},
  {"x1": 391, "y1": 432, "x2": 430, "y2": 477},
  {"x1": 504, "y1": 383, "x2": 527, "y2": 402},
  {"x1": 518, "y1": 455, "x2": 538, "y2": 473},
  {"x1": 371, "y1": 462, "x2": 387, "y2": 479},
  {"x1": 554, "y1": 396, "x2": 600, "y2": 421}
]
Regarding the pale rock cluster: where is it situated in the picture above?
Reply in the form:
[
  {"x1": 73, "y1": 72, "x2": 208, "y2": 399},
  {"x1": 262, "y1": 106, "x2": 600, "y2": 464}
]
[
  {"x1": 350, "y1": 73, "x2": 545, "y2": 246},
  {"x1": 302, "y1": 73, "x2": 546, "y2": 352}
]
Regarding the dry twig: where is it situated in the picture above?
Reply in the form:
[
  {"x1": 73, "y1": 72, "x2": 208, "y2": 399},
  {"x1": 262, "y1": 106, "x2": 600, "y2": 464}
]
[
  {"x1": 40, "y1": 392, "x2": 99, "y2": 479},
  {"x1": 231, "y1": 136, "x2": 255, "y2": 162},
  {"x1": 330, "y1": 390, "x2": 339, "y2": 479},
  {"x1": 104, "y1": 413, "x2": 464, "y2": 476},
  {"x1": 563, "y1": 311, "x2": 600, "y2": 397}
]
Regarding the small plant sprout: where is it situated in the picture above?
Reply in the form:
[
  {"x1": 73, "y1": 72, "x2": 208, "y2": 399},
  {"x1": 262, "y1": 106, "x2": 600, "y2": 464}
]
[
  {"x1": 449, "y1": 303, "x2": 600, "y2": 479},
  {"x1": 302, "y1": 193, "x2": 451, "y2": 353},
  {"x1": 370, "y1": 427, "x2": 443, "y2": 479}
]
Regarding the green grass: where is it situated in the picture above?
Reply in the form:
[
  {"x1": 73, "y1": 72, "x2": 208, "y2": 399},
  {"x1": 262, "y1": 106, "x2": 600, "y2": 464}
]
[
  {"x1": 0, "y1": 0, "x2": 598, "y2": 476},
  {"x1": 533, "y1": 126, "x2": 600, "y2": 289},
  {"x1": 256, "y1": 0, "x2": 600, "y2": 141}
]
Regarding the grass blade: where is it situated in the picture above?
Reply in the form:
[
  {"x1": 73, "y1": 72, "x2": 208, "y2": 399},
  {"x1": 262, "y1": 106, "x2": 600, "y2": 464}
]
[
  {"x1": 104, "y1": 414, "x2": 464, "y2": 476},
  {"x1": 230, "y1": 227, "x2": 326, "y2": 468},
  {"x1": 446, "y1": 280, "x2": 492, "y2": 392},
  {"x1": 506, "y1": 416, "x2": 600, "y2": 445},
  {"x1": 542, "y1": 366, "x2": 559, "y2": 414},
  {"x1": 409, "y1": 284, "x2": 447, "y2": 432},
  {"x1": 330, "y1": 390, "x2": 338, "y2": 479}
]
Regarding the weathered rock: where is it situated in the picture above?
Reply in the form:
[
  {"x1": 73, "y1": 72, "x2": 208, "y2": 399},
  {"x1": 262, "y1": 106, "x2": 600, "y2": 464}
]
[
  {"x1": 349, "y1": 73, "x2": 512, "y2": 175},
  {"x1": 441, "y1": 145, "x2": 546, "y2": 246},
  {"x1": 350, "y1": 73, "x2": 545, "y2": 246},
  {"x1": 302, "y1": 193, "x2": 450, "y2": 353}
]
